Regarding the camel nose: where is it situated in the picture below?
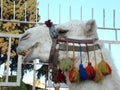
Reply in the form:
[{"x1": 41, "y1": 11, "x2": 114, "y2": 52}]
[{"x1": 20, "y1": 50, "x2": 28, "y2": 56}]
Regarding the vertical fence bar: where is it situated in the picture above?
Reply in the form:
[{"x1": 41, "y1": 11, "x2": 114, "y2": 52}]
[
  {"x1": 113, "y1": 9, "x2": 117, "y2": 40},
  {"x1": 24, "y1": 2, "x2": 27, "y2": 21},
  {"x1": 91, "y1": 8, "x2": 94, "y2": 19},
  {"x1": 80, "y1": 7, "x2": 82, "y2": 21},
  {"x1": 32, "y1": 60, "x2": 36, "y2": 90},
  {"x1": 109, "y1": 44, "x2": 111, "y2": 53},
  {"x1": 13, "y1": 0, "x2": 16, "y2": 20},
  {"x1": 16, "y1": 55, "x2": 22, "y2": 86},
  {"x1": 35, "y1": 0, "x2": 38, "y2": 23},
  {"x1": 48, "y1": 4, "x2": 49, "y2": 20},
  {"x1": 69, "y1": 6, "x2": 71, "y2": 21},
  {"x1": 59, "y1": 4, "x2": 61, "y2": 24},
  {"x1": 103, "y1": 8, "x2": 105, "y2": 27},
  {"x1": 113, "y1": 9, "x2": 115, "y2": 28},
  {"x1": 5, "y1": 37, "x2": 12, "y2": 83},
  {"x1": 0, "y1": 0, "x2": 3, "y2": 19}
]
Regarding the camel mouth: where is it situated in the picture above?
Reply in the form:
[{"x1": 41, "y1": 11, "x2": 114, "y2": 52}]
[{"x1": 17, "y1": 42, "x2": 39, "y2": 61}]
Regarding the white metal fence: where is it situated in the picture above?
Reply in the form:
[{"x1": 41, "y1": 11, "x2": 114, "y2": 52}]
[
  {"x1": 0, "y1": 33, "x2": 22, "y2": 86},
  {"x1": 0, "y1": 1, "x2": 120, "y2": 90}
]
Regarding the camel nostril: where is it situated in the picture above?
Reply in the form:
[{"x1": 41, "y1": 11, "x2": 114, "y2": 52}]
[{"x1": 20, "y1": 50, "x2": 28, "y2": 56}]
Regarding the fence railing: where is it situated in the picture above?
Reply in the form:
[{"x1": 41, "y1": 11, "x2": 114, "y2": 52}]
[{"x1": 0, "y1": 33, "x2": 22, "y2": 86}]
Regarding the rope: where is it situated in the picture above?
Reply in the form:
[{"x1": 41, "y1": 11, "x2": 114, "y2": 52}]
[
  {"x1": 85, "y1": 43, "x2": 90, "y2": 62},
  {"x1": 72, "y1": 42, "x2": 75, "y2": 67},
  {"x1": 79, "y1": 43, "x2": 82, "y2": 64},
  {"x1": 94, "y1": 44, "x2": 97, "y2": 64}
]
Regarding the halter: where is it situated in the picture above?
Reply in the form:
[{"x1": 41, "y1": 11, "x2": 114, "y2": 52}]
[{"x1": 45, "y1": 20, "x2": 100, "y2": 83}]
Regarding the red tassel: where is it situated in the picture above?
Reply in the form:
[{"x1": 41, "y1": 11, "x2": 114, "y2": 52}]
[
  {"x1": 86, "y1": 62, "x2": 96, "y2": 79},
  {"x1": 54, "y1": 69, "x2": 66, "y2": 83},
  {"x1": 85, "y1": 43, "x2": 95, "y2": 79},
  {"x1": 69, "y1": 66, "x2": 80, "y2": 83}
]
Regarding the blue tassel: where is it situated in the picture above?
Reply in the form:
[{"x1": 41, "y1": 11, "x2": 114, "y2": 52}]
[
  {"x1": 79, "y1": 44, "x2": 88, "y2": 81},
  {"x1": 79, "y1": 63, "x2": 88, "y2": 81}
]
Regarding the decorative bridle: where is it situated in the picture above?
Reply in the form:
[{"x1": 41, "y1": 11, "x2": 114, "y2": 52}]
[
  {"x1": 44, "y1": 20, "x2": 112, "y2": 90},
  {"x1": 44, "y1": 19, "x2": 100, "y2": 77}
]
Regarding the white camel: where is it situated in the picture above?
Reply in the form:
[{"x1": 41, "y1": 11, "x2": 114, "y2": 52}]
[{"x1": 17, "y1": 19, "x2": 120, "y2": 90}]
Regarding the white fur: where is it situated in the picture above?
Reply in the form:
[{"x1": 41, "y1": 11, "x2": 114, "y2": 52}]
[{"x1": 17, "y1": 20, "x2": 120, "y2": 90}]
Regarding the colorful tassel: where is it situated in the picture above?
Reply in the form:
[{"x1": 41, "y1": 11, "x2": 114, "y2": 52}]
[
  {"x1": 86, "y1": 62, "x2": 95, "y2": 79},
  {"x1": 94, "y1": 64, "x2": 104, "y2": 82},
  {"x1": 79, "y1": 44, "x2": 88, "y2": 81},
  {"x1": 98, "y1": 52, "x2": 112, "y2": 76},
  {"x1": 60, "y1": 57, "x2": 71, "y2": 72},
  {"x1": 69, "y1": 66, "x2": 80, "y2": 83},
  {"x1": 69, "y1": 42, "x2": 79, "y2": 83},
  {"x1": 54, "y1": 68, "x2": 66, "y2": 83},
  {"x1": 93, "y1": 47, "x2": 104, "y2": 82},
  {"x1": 85, "y1": 43, "x2": 95, "y2": 79},
  {"x1": 98, "y1": 60, "x2": 112, "y2": 75},
  {"x1": 45, "y1": 19, "x2": 58, "y2": 38},
  {"x1": 79, "y1": 64, "x2": 88, "y2": 81},
  {"x1": 60, "y1": 42, "x2": 71, "y2": 72},
  {"x1": 45, "y1": 19, "x2": 53, "y2": 27}
]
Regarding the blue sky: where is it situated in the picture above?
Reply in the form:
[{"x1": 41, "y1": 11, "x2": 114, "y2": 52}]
[{"x1": 38, "y1": 0, "x2": 120, "y2": 24}]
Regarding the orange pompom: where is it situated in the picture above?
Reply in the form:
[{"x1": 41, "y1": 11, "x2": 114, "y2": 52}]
[{"x1": 69, "y1": 67, "x2": 80, "y2": 83}]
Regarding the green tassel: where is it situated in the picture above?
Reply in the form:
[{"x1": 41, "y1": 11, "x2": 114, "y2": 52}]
[{"x1": 60, "y1": 57, "x2": 71, "y2": 72}]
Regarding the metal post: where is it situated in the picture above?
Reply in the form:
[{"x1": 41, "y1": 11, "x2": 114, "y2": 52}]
[
  {"x1": 80, "y1": 7, "x2": 82, "y2": 21},
  {"x1": 1, "y1": 0, "x2": 3, "y2": 19},
  {"x1": 48, "y1": 4, "x2": 49, "y2": 19},
  {"x1": 32, "y1": 60, "x2": 36, "y2": 90},
  {"x1": 69, "y1": 6, "x2": 71, "y2": 21},
  {"x1": 35, "y1": 0, "x2": 38, "y2": 23},
  {"x1": 16, "y1": 55, "x2": 22, "y2": 86},
  {"x1": 113, "y1": 9, "x2": 117, "y2": 40},
  {"x1": 24, "y1": 2, "x2": 27, "y2": 21},
  {"x1": 59, "y1": 4, "x2": 61, "y2": 24},
  {"x1": 13, "y1": 0, "x2": 16, "y2": 20},
  {"x1": 103, "y1": 8, "x2": 105, "y2": 27},
  {"x1": 92, "y1": 8, "x2": 94, "y2": 19},
  {"x1": 5, "y1": 37, "x2": 12, "y2": 83}
]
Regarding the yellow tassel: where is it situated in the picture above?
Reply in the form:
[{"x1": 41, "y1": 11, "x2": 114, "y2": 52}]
[
  {"x1": 94, "y1": 64, "x2": 104, "y2": 82},
  {"x1": 98, "y1": 59, "x2": 109, "y2": 75},
  {"x1": 98, "y1": 50, "x2": 112, "y2": 75}
]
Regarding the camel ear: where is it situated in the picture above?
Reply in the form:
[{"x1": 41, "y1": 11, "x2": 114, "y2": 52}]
[{"x1": 84, "y1": 19, "x2": 97, "y2": 36}]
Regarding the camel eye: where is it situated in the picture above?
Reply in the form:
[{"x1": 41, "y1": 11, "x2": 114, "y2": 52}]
[{"x1": 20, "y1": 32, "x2": 30, "y2": 41}]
